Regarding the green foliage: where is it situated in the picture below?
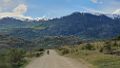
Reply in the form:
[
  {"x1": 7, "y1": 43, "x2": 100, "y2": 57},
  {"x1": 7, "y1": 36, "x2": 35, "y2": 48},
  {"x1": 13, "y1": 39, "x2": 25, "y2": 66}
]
[
  {"x1": 99, "y1": 41, "x2": 120, "y2": 55},
  {"x1": 34, "y1": 36, "x2": 81, "y2": 49},
  {"x1": 0, "y1": 34, "x2": 46, "y2": 68},
  {"x1": 0, "y1": 48, "x2": 44, "y2": 68},
  {"x1": 0, "y1": 53, "x2": 11, "y2": 68},
  {"x1": 0, "y1": 49, "x2": 27, "y2": 68},
  {"x1": 113, "y1": 36, "x2": 120, "y2": 40},
  {"x1": 35, "y1": 52, "x2": 43, "y2": 57},
  {"x1": 7, "y1": 49, "x2": 26, "y2": 68},
  {"x1": 92, "y1": 56, "x2": 120, "y2": 68},
  {"x1": 100, "y1": 42, "x2": 113, "y2": 54},
  {"x1": 26, "y1": 48, "x2": 44, "y2": 58},
  {"x1": 37, "y1": 48, "x2": 45, "y2": 52},
  {"x1": 58, "y1": 47, "x2": 70, "y2": 55},
  {"x1": 82, "y1": 43, "x2": 95, "y2": 50}
]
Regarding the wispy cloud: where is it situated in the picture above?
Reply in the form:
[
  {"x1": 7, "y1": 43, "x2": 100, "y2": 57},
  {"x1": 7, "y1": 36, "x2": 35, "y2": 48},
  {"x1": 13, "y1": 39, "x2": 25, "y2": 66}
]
[
  {"x1": 89, "y1": 0, "x2": 120, "y2": 14},
  {"x1": 13, "y1": 4, "x2": 27, "y2": 14},
  {"x1": 0, "y1": 0, "x2": 33, "y2": 19},
  {"x1": 0, "y1": 4, "x2": 30, "y2": 18},
  {"x1": 82, "y1": 7, "x2": 105, "y2": 14},
  {"x1": 90, "y1": 0, "x2": 103, "y2": 4},
  {"x1": 112, "y1": 9, "x2": 120, "y2": 14},
  {"x1": 1, "y1": 0, "x2": 120, "y2": 19},
  {"x1": 91, "y1": 0, "x2": 98, "y2": 3}
]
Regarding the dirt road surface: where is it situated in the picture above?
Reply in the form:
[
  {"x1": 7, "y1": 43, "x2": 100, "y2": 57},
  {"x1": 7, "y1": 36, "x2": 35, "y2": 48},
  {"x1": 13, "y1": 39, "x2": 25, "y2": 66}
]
[{"x1": 25, "y1": 50, "x2": 89, "y2": 68}]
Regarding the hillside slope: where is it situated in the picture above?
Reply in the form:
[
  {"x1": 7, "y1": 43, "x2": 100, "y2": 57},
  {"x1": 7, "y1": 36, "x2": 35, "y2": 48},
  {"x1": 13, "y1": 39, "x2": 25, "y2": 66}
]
[{"x1": 1, "y1": 12, "x2": 120, "y2": 40}]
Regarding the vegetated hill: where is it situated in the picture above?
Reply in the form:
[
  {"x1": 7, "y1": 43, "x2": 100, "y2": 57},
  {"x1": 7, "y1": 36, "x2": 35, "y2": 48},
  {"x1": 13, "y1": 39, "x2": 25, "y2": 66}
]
[
  {"x1": 1, "y1": 12, "x2": 120, "y2": 40},
  {"x1": 0, "y1": 33, "x2": 82, "y2": 49},
  {"x1": 0, "y1": 34, "x2": 34, "y2": 50},
  {"x1": 42, "y1": 12, "x2": 120, "y2": 39},
  {"x1": 0, "y1": 17, "x2": 47, "y2": 32},
  {"x1": 34, "y1": 36, "x2": 82, "y2": 48}
]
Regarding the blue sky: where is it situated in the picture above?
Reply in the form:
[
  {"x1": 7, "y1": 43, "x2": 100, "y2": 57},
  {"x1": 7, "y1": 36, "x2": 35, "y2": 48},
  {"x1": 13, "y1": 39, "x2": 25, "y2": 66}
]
[
  {"x1": 0, "y1": 0, "x2": 120, "y2": 19},
  {"x1": 25, "y1": 0, "x2": 99, "y2": 18}
]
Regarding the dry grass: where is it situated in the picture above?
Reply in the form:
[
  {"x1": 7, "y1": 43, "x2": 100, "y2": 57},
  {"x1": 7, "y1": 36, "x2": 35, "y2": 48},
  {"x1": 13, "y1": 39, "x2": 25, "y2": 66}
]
[{"x1": 57, "y1": 41, "x2": 120, "y2": 68}]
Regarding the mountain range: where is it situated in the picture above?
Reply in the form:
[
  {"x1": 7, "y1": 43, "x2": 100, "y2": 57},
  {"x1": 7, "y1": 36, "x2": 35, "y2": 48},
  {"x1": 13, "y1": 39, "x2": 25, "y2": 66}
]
[{"x1": 0, "y1": 12, "x2": 120, "y2": 40}]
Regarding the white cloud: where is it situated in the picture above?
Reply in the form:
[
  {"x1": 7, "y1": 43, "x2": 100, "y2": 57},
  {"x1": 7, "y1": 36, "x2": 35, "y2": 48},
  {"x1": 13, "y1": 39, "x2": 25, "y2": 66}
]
[
  {"x1": 13, "y1": 4, "x2": 27, "y2": 14},
  {"x1": 91, "y1": 0, "x2": 98, "y2": 3},
  {"x1": 0, "y1": 7, "x2": 2, "y2": 12},
  {"x1": 0, "y1": 0, "x2": 20, "y2": 11},
  {"x1": 0, "y1": 0, "x2": 34, "y2": 19},
  {"x1": 90, "y1": 0, "x2": 103, "y2": 4},
  {"x1": 0, "y1": 12, "x2": 24, "y2": 18},
  {"x1": 4, "y1": 0, "x2": 11, "y2": 2},
  {"x1": 0, "y1": 4, "x2": 28, "y2": 18},
  {"x1": 89, "y1": 0, "x2": 120, "y2": 14},
  {"x1": 112, "y1": 9, "x2": 120, "y2": 14},
  {"x1": 82, "y1": 7, "x2": 105, "y2": 14}
]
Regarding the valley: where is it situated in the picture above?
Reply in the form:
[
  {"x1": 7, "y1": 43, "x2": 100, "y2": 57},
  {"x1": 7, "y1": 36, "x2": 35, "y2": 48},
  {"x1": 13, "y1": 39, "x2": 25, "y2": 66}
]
[
  {"x1": 1, "y1": 12, "x2": 120, "y2": 40},
  {"x1": 1, "y1": 0, "x2": 120, "y2": 68},
  {"x1": 0, "y1": 12, "x2": 120, "y2": 68}
]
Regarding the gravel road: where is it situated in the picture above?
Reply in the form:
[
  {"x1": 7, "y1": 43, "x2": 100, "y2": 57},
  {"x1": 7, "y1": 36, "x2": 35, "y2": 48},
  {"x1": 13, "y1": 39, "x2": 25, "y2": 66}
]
[{"x1": 25, "y1": 50, "x2": 89, "y2": 68}]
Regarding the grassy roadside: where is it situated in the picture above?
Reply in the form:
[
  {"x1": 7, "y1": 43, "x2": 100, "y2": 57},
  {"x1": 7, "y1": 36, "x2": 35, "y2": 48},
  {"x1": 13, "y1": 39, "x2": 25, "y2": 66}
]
[
  {"x1": 57, "y1": 41, "x2": 120, "y2": 68},
  {"x1": 22, "y1": 48, "x2": 45, "y2": 68},
  {"x1": 67, "y1": 50, "x2": 120, "y2": 68},
  {"x1": 0, "y1": 48, "x2": 45, "y2": 68}
]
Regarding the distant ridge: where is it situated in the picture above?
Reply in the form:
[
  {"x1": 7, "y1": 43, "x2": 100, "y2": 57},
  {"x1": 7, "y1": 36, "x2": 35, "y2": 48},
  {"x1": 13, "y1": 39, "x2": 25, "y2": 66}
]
[{"x1": 0, "y1": 12, "x2": 120, "y2": 40}]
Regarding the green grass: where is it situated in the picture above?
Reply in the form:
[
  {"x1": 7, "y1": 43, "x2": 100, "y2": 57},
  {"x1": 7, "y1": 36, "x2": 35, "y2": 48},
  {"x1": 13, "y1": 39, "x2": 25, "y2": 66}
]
[
  {"x1": 0, "y1": 48, "x2": 45, "y2": 68},
  {"x1": 71, "y1": 51, "x2": 120, "y2": 68},
  {"x1": 31, "y1": 25, "x2": 47, "y2": 30},
  {"x1": 90, "y1": 54, "x2": 120, "y2": 68}
]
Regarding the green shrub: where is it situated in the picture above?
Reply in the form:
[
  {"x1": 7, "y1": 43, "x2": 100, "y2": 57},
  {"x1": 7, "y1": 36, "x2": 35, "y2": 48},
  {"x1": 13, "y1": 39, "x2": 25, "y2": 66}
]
[
  {"x1": 35, "y1": 52, "x2": 43, "y2": 57},
  {"x1": 0, "y1": 49, "x2": 27, "y2": 68},
  {"x1": 82, "y1": 43, "x2": 95, "y2": 50},
  {"x1": 59, "y1": 48, "x2": 70, "y2": 55},
  {"x1": 38, "y1": 48, "x2": 45, "y2": 52},
  {"x1": 0, "y1": 54, "x2": 12, "y2": 68},
  {"x1": 7, "y1": 49, "x2": 26, "y2": 68},
  {"x1": 99, "y1": 42, "x2": 113, "y2": 54}
]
